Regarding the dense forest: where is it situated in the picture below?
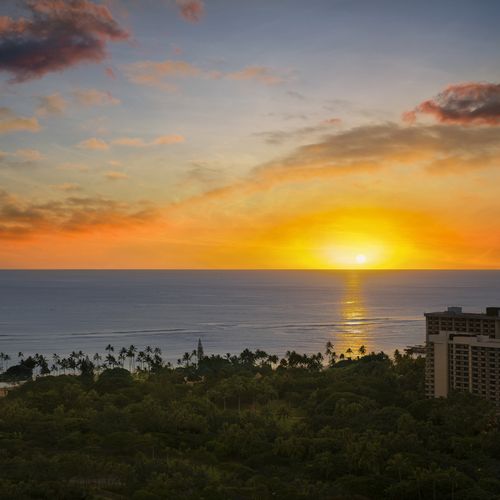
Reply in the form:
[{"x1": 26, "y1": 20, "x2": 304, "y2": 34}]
[{"x1": 1, "y1": 345, "x2": 500, "y2": 499}]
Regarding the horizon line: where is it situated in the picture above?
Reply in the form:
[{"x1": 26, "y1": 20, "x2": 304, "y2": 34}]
[{"x1": 0, "y1": 268, "x2": 499, "y2": 272}]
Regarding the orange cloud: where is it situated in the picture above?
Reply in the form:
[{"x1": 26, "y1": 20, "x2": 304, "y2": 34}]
[
  {"x1": 152, "y1": 134, "x2": 185, "y2": 145},
  {"x1": 105, "y1": 171, "x2": 129, "y2": 181},
  {"x1": 78, "y1": 137, "x2": 109, "y2": 150},
  {"x1": 72, "y1": 88, "x2": 120, "y2": 106},
  {"x1": 124, "y1": 59, "x2": 287, "y2": 90},
  {"x1": 112, "y1": 134, "x2": 185, "y2": 147},
  {"x1": 124, "y1": 59, "x2": 201, "y2": 90},
  {"x1": 226, "y1": 66, "x2": 285, "y2": 86},
  {"x1": 52, "y1": 183, "x2": 82, "y2": 192}
]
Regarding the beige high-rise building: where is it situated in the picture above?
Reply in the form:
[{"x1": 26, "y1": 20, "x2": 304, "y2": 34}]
[{"x1": 425, "y1": 307, "x2": 500, "y2": 405}]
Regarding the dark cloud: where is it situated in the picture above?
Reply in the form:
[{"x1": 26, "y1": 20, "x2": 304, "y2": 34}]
[
  {"x1": 404, "y1": 83, "x2": 500, "y2": 126},
  {"x1": 0, "y1": 0, "x2": 129, "y2": 83},
  {"x1": 0, "y1": 190, "x2": 156, "y2": 240}
]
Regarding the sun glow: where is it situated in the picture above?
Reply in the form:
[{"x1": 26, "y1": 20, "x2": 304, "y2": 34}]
[
  {"x1": 355, "y1": 254, "x2": 367, "y2": 265},
  {"x1": 321, "y1": 240, "x2": 386, "y2": 269}
]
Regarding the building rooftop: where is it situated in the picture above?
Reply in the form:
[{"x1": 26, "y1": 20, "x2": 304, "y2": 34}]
[{"x1": 425, "y1": 306, "x2": 500, "y2": 319}]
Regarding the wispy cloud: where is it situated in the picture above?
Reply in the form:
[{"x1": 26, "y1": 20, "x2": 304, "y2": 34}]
[
  {"x1": 226, "y1": 66, "x2": 285, "y2": 86},
  {"x1": 72, "y1": 88, "x2": 121, "y2": 106},
  {"x1": 124, "y1": 59, "x2": 201, "y2": 90},
  {"x1": 35, "y1": 89, "x2": 119, "y2": 118},
  {"x1": 124, "y1": 59, "x2": 287, "y2": 90},
  {"x1": 78, "y1": 134, "x2": 185, "y2": 150},
  {"x1": 52, "y1": 183, "x2": 82, "y2": 192},
  {"x1": 0, "y1": 107, "x2": 40, "y2": 134},
  {"x1": 404, "y1": 82, "x2": 500, "y2": 126},
  {"x1": 112, "y1": 134, "x2": 185, "y2": 147},
  {"x1": 0, "y1": 148, "x2": 44, "y2": 162},
  {"x1": 15, "y1": 149, "x2": 44, "y2": 161},
  {"x1": 256, "y1": 119, "x2": 342, "y2": 145},
  {"x1": 0, "y1": 0, "x2": 129, "y2": 83}
]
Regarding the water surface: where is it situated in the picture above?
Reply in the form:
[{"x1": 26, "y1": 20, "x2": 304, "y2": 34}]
[{"x1": 0, "y1": 270, "x2": 499, "y2": 361}]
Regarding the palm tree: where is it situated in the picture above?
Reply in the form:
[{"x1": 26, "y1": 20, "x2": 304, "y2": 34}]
[
  {"x1": 181, "y1": 351, "x2": 192, "y2": 368},
  {"x1": 37, "y1": 354, "x2": 50, "y2": 375},
  {"x1": 136, "y1": 351, "x2": 145, "y2": 371},
  {"x1": 105, "y1": 353, "x2": 117, "y2": 368},
  {"x1": 325, "y1": 341, "x2": 337, "y2": 366},
  {"x1": 145, "y1": 346, "x2": 153, "y2": 369},
  {"x1": 68, "y1": 356, "x2": 77, "y2": 374},
  {"x1": 126, "y1": 345, "x2": 137, "y2": 371},
  {"x1": 118, "y1": 347, "x2": 127, "y2": 367},
  {"x1": 358, "y1": 345, "x2": 366, "y2": 357},
  {"x1": 59, "y1": 358, "x2": 68, "y2": 374},
  {"x1": 268, "y1": 354, "x2": 279, "y2": 365},
  {"x1": 346, "y1": 347, "x2": 353, "y2": 359},
  {"x1": 105, "y1": 344, "x2": 114, "y2": 354}
]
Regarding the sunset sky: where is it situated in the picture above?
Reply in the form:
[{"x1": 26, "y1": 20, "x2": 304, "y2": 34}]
[{"x1": 1, "y1": 0, "x2": 500, "y2": 269}]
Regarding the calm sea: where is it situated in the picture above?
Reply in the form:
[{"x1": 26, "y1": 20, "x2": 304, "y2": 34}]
[{"x1": 0, "y1": 270, "x2": 499, "y2": 362}]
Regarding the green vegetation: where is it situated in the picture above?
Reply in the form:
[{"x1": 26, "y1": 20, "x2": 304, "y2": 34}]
[{"x1": 1, "y1": 345, "x2": 500, "y2": 499}]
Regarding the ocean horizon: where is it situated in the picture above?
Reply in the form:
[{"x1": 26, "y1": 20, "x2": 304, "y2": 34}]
[{"x1": 1, "y1": 269, "x2": 499, "y2": 362}]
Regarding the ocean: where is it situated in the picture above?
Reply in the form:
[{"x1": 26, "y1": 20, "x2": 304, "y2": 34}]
[{"x1": 0, "y1": 270, "x2": 499, "y2": 362}]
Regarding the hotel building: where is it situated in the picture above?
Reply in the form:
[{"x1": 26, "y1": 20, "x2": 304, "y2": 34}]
[{"x1": 425, "y1": 306, "x2": 500, "y2": 405}]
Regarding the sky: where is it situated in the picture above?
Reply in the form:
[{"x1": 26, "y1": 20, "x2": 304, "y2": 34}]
[{"x1": 1, "y1": 0, "x2": 500, "y2": 269}]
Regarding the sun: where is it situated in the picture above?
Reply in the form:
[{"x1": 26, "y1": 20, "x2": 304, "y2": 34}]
[{"x1": 355, "y1": 254, "x2": 367, "y2": 265}]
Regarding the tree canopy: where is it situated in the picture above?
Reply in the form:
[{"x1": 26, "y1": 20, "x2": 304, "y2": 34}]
[{"x1": 0, "y1": 346, "x2": 499, "y2": 499}]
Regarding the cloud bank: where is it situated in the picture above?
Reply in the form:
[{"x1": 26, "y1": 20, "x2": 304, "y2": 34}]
[{"x1": 0, "y1": 190, "x2": 155, "y2": 240}]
